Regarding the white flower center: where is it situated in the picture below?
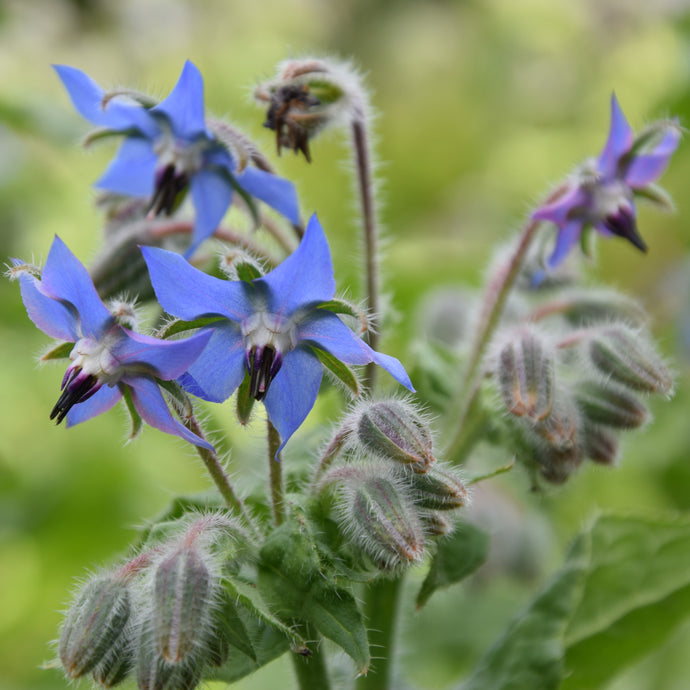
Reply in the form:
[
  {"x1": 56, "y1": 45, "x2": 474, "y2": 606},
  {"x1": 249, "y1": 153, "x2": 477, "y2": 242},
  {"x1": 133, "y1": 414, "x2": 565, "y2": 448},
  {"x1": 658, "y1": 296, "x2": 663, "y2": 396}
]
[
  {"x1": 241, "y1": 311, "x2": 298, "y2": 354},
  {"x1": 69, "y1": 336, "x2": 122, "y2": 385},
  {"x1": 153, "y1": 127, "x2": 206, "y2": 175}
]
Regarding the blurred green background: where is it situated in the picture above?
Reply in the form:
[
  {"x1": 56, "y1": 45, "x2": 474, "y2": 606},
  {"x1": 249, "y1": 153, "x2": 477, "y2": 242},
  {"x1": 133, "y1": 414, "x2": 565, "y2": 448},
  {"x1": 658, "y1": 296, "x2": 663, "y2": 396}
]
[{"x1": 1, "y1": 0, "x2": 689, "y2": 688}]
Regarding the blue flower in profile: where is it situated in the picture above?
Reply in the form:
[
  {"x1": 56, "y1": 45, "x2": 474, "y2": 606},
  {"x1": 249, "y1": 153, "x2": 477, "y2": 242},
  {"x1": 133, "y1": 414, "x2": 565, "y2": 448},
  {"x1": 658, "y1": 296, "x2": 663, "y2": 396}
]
[
  {"x1": 53, "y1": 61, "x2": 300, "y2": 255},
  {"x1": 11, "y1": 236, "x2": 213, "y2": 448},
  {"x1": 142, "y1": 214, "x2": 414, "y2": 453},
  {"x1": 533, "y1": 94, "x2": 681, "y2": 270}
]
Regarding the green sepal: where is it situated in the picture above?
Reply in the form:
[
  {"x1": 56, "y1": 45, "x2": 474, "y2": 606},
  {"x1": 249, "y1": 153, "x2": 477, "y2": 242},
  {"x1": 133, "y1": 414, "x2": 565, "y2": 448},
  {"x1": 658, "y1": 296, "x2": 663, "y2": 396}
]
[
  {"x1": 416, "y1": 523, "x2": 489, "y2": 610},
  {"x1": 313, "y1": 347, "x2": 360, "y2": 396},
  {"x1": 40, "y1": 341, "x2": 73, "y2": 361},
  {"x1": 156, "y1": 378, "x2": 193, "y2": 419},
  {"x1": 236, "y1": 374, "x2": 255, "y2": 426},
  {"x1": 120, "y1": 385, "x2": 143, "y2": 442},
  {"x1": 633, "y1": 183, "x2": 675, "y2": 211},
  {"x1": 82, "y1": 126, "x2": 138, "y2": 148},
  {"x1": 213, "y1": 590, "x2": 257, "y2": 662},
  {"x1": 235, "y1": 261, "x2": 263, "y2": 283},
  {"x1": 221, "y1": 169, "x2": 261, "y2": 228},
  {"x1": 318, "y1": 299, "x2": 368, "y2": 333},
  {"x1": 156, "y1": 316, "x2": 224, "y2": 339}
]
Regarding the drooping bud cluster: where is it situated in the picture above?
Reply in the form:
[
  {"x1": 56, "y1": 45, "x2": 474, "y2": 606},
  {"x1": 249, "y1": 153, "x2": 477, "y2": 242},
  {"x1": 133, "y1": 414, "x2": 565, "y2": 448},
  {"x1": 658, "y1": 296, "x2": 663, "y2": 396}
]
[
  {"x1": 57, "y1": 514, "x2": 242, "y2": 689},
  {"x1": 491, "y1": 315, "x2": 672, "y2": 484},
  {"x1": 315, "y1": 398, "x2": 469, "y2": 572}
]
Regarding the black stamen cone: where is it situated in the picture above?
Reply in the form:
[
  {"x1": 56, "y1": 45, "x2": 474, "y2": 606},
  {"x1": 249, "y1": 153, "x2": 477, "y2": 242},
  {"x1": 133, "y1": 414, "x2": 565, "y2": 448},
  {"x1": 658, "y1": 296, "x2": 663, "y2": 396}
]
[
  {"x1": 148, "y1": 165, "x2": 189, "y2": 216},
  {"x1": 604, "y1": 206, "x2": 648, "y2": 253},
  {"x1": 249, "y1": 346, "x2": 278, "y2": 401},
  {"x1": 50, "y1": 372, "x2": 98, "y2": 425}
]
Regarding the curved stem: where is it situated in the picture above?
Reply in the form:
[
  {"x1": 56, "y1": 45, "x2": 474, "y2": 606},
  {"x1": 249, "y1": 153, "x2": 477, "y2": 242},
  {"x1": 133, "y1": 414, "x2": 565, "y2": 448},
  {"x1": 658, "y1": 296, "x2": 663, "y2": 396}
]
[
  {"x1": 267, "y1": 419, "x2": 285, "y2": 526},
  {"x1": 291, "y1": 624, "x2": 331, "y2": 690},
  {"x1": 357, "y1": 576, "x2": 404, "y2": 690},
  {"x1": 183, "y1": 415, "x2": 261, "y2": 539},
  {"x1": 351, "y1": 116, "x2": 380, "y2": 392}
]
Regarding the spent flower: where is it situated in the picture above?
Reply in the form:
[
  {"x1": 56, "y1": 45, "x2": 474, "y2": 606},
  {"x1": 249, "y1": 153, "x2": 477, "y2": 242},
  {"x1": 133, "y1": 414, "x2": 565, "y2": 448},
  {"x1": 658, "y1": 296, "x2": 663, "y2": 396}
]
[
  {"x1": 11, "y1": 236, "x2": 212, "y2": 448},
  {"x1": 533, "y1": 94, "x2": 681, "y2": 270},
  {"x1": 54, "y1": 60, "x2": 300, "y2": 254},
  {"x1": 142, "y1": 214, "x2": 414, "y2": 453}
]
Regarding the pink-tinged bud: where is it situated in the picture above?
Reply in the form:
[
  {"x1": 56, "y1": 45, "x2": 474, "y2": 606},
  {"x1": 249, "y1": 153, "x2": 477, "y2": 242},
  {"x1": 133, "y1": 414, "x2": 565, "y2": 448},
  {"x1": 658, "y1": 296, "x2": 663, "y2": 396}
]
[
  {"x1": 333, "y1": 464, "x2": 426, "y2": 571},
  {"x1": 409, "y1": 465, "x2": 469, "y2": 511},
  {"x1": 531, "y1": 393, "x2": 580, "y2": 452},
  {"x1": 576, "y1": 381, "x2": 648, "y2": 429},
  {"x1": 534, "y1": 444, "x2": 585, "y2": 485},
  {"x1": 588, "y1": 326, "x2": 673, "y2": 394},
  {"x1": 496, "y1": 329, "x2": 555, "y2": 422},
  {"x1": 59, "y1": 575, "x2": 132, "y2": 679},
  {"x1": 354, "y1": 399, "x2": 436, "y2": 473},
  {"x1": 420, "y1": 511, "x2": 453, "y2": 537},
  {"x1": 582, "y1": 423, "x2": 620, "y2": 465},
  {"x1": 136, "y1": 627, "x2": 203, "y2": 690}
]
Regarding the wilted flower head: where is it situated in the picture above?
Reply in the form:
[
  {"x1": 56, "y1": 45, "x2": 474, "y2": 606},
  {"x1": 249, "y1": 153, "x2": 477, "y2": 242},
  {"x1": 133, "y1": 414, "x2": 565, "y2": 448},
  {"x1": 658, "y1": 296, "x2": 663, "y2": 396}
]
[
  {"x1": 533, "y1": 94, "x2": 681, "y2": 270},
  {"x1": 142, "y1": 214, "x2": 414, "y2": 453},
  {"x1": 10, "y1": 236, "x2": 212, "y2": 448},
  {"x1": 54, "y1": 61, "x2": 300, "y2": 255}
]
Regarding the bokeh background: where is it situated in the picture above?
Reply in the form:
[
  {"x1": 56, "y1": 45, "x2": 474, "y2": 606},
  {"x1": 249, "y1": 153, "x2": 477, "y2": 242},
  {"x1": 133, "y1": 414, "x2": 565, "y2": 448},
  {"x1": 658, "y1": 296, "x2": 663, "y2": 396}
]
[{"x1": 1, "y1": 0, "x2": 689, "y2": 688}]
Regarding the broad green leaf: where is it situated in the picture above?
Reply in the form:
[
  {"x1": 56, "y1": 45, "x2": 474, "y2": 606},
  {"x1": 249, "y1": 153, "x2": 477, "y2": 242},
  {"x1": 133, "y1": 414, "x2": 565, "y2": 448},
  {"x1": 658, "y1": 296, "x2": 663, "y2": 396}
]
[
  {"x1": 561, "y1": 514, "x2": 690, "y2": 690},
  {"x1": 313, "y1": 347, "x2": 360, "y2": 396},
  {"x1": 459, "y1": 531, "x2": 590, "y2": 690},
  {"x1": 417, "y1": 523, "x2": 490, "y2": 609},
  {"x1": 303, "y1": 581, "x2": 370, "y2": 675},
  {"x1": 236, "y1": 374, "x2": 256, "y2": 426}
]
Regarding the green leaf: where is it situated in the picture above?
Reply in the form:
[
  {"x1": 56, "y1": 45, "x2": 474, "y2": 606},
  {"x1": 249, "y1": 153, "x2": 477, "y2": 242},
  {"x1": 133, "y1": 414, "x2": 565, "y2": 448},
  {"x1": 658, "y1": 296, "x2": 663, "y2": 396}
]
[
  {"x1": 303, "y1": 581, "x2": 370, "y2": 674},
  {"x1": 156, "y1": 316, "x2": 224, "y2": 339},
  {"x1": 561, "y1": 514, "x2": 690, "y2": 690},
  {"x1": 236, "y1": 374, "x2": 255, "y2": 426},
  {"x1": 416, "y1": 523, "x2": 490, "y2": 609},
  {"x1": 313, "y1": 347, "x2": 360, "y2": 396},
  {"x1": 459, "y1": 531, "x2": 590, "y2": 690},
  {"x1": 40, "y1": 341, "x2": 73, "y2": 361}
]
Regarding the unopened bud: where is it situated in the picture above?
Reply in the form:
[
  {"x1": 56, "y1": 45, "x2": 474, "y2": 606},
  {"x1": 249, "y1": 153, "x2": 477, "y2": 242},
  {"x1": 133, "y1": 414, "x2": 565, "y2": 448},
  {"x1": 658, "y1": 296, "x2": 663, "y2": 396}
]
[
  {"x1": 91, "y1": 643, "x2": 134, "y2": 688},
  {"x1": 582, "y1": 423, "x2": 620, "y2": 465},
  {"x1": 531, "y1": 393, "x2": 580, "y2": 451},
  {"x1": 588, "y1": 326, "x2": 672, "y2": 394},
  {"x1": 539, "y1": 288, "x2": 647, "y2": 326},
  {"x1": 343, "y1": 466, "x2": 425, "y2": 571},
  {"x1": 137, "y1": 627, "x2": 202, "y2": 690},
  {"x1": 59, "y1": 575, "x2": 132, "y2": 678},
  {"x1": 420, "y1": 511, "x2": 453, "y2": 537},
  {"x1": 496, "y1": 329, "x2": 554, "y2": 421},
  {"x1": 534, "y1": 444, "x2": 585, "y2": 485},
  {"x1": 576, "y1": 381, "x2": 648, "y2": 429},
  {"x1": 218, "y1": 247, "x2": 264, "y2": 282},
  {"x1": 108, "y1": 299, "x2": 139, "y2": 330},
  {"x1": 409, "y1": 465, "x2": 469, "y2": 511},
  {"x1": 354, "y1": 399, "x2": 436, "y2": 473}
]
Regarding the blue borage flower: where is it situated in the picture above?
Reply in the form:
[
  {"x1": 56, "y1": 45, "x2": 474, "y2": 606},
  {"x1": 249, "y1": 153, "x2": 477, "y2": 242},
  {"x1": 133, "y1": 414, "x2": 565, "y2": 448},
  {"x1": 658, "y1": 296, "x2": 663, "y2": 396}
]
[
  {"x1": 53, "y1": 61, "x2": 300, "y2": 256},
  {"x1": 533, "y1": 94, "x2": 681, "y2": 270},
  {"x1": 142, "y1": 214, "x2": 414, "y2": 453},
  {"x1": 12, "y1": 236, "x2": 213, "y2": 449}
]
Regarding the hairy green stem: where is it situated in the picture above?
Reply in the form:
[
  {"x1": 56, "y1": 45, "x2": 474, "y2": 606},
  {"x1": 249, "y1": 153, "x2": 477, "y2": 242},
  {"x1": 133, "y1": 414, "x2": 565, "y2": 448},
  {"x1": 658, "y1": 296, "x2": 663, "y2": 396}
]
[
  {"x1": 291, "y1": 625, "x2": 331, "y2": 690},
  {"x1": 358, "y1": 576, "x2": 404, "y2": 690},
  {"x1": 267, "y1": 419, "x2": 286, "y2": 526},
  {"x1": 184, "y1": 415, "x2": 261, "y2": 538},
  {"x1": 351, "y1": 117, "x2": 380, "y2": 392}
]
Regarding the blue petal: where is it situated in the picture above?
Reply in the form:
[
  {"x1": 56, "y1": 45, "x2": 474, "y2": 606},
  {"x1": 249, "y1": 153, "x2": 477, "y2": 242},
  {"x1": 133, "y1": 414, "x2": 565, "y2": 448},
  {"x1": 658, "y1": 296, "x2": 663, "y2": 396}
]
[
  {"x1": 113, "y1": 328, "x2": 212, "y2": 380},
  {"x1": 65, "y1": 383, "x2": 122, "y2": 427},
  {"x1": 597, "y1": 94, "x2": 634, "y2": 179},
  {"x1": 126, "y1": 376, "x2": 213, "y2": 449},
  {"x1": 41, "y1": 236, "x2": 112, "y2": 338},
  {"x1": 53, "y1": 64, "x2": 159, "y2": 137},
  {"x1": 237, "y1": 167, "x2": 301, "y2": 225},
  {"x1": 259, "y1": 214, "x2": 336, "y2": 316},
  {"x1": 624, "y1": 124, "x2": 681, "y2": 188},
  {"x1": 186, "y1": 168, "x2": 234, "y2": 256},
  {"x1": 299, "y1": 310, "x2": 414, "y2": 390},
  {"x1": 546, "y1": 220, "x2": 584, "y2": 269},
  {"x1": 152, "y1": 61, "x2": 208, "y2": 141},
  {"x1": 263, "y1": 346, "x2": 323, "y2": 456},
  {"x1": 532, "y1": 184, "x2": 587, "y2": 226},
  {"x1": 16, "y1": 269, "x2": 78, "y2": 341},
  {"x1": 181, "y1": 322, "x2": 247, "y2": 402},
  {"x1": 141, "y1": 246, "x2": 253, "y2": 321},
  {"x1": 95, "y1": 137, "x2": 157, "y2": 197}
]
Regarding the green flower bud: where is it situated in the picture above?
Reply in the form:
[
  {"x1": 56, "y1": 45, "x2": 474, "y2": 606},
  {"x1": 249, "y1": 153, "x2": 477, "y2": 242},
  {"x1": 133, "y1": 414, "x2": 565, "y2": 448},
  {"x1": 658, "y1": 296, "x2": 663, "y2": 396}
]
[
  {"x1": 576, "y1": 380, "x2": 648, "y2": 429},
  {"x1": 59, "y1": 574, "x2": 132, "y2": 679},
  {"x1": 534, "y1": 444, "x2": 585, "y2": 485},
  {"x1": 582, "y1": 423, "x2": 620, "y2": 465},
  {"x1": 354, "y1": 398, "x2": 436, "y2": 473},
  {"x1": 91, "y1": 643, "x2": 135, "y2": 688},
  {"x1": 420, "y1": 511, "x2": 453, "y2": 537},
  {"x1": 409, "y1": 465, "x2": 469, "y2": 511},
  {"x1": 496, "y1": 328, "x2": 555, "y2": 422},
  {"x1": 588, "y1": 325, "x2": 672, "y2": 394}
]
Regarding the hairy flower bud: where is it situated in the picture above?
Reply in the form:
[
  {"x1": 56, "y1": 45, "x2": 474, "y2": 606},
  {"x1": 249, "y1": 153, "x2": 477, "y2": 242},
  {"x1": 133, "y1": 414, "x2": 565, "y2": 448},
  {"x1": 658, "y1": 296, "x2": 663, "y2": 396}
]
[
  {"x1": 534, "y1": 444, "x2": 585, "y2": 485},
  {"x1": 588, "y1": 325, "x2": 672, "y2": 394},
  {"x1": 576, "y1": 381, "x2": 648, "y2": 429},
  {"x1": 353, "y1": 399, "x2": 436, "y2": 473},
  {"x1": 91, "y1": 643, "x2": 135, "y2": 688},
  {"x1": 496, "y1": 329, "x2": 555, "y2": 421},
  {"x1": 408, "y1": 465, "x2": 469, "y2": 511},
  {"x1": 420, "y1": 511, "x2": 454, "y2": 537},
  {"x1": 59, "y1": 574, "x2": 133, "y2": 679},
  {"x1": 582, "y1": 423, "x2": 620, "y2": 465}
]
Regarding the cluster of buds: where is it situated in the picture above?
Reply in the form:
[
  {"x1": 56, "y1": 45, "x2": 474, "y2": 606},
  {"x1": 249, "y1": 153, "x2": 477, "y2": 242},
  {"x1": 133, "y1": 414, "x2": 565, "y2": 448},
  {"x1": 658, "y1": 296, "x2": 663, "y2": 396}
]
[
  {"x1": 58, "y1": 514, "x2": 241, "y2": 689},
  {"x1": 492, "y1": 314, "x2": 672, "y2": 484},
  {"x1": 315, "y1": 398, "x2": 469, "y2": 572}
]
